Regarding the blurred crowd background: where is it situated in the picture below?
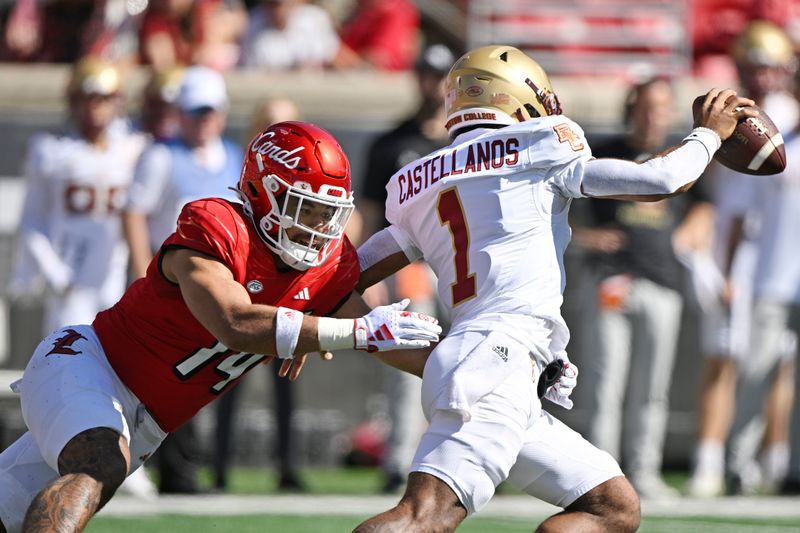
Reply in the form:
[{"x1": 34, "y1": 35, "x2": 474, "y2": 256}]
[{"x1": 1, "y1": 0, "x2": 800, "y2": 500}]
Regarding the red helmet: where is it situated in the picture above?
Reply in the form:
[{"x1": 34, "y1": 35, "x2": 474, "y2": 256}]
[{"x1": 237, "y1": 121, "x2": 354, "y2": 270}]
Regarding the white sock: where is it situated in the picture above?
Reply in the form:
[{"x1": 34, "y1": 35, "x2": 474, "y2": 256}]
[
  {"x1": 760, "y1": 441, "x2": 790, "y2": 485},
  {"x1": 693, "y1": 440, "x2": 724, "y2": 477}
]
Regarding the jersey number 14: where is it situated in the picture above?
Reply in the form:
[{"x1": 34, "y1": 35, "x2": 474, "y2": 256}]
[
  {"x1": 437, "y1": 187, "x2": 477, "y2": 306},
  {"x1": 173, "y1": 341, "x2": 266, "y2": 393}
]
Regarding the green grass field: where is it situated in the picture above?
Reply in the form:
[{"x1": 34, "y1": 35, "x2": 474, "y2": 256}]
[
  {"x1": 86, "y1": 514, "x2": 800, "y2": 533},
  {"x1": 83, "y1": 467, "x2": 800, "y2": 532}
]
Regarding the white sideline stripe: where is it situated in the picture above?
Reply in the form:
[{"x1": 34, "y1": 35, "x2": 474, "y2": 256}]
[
  {"x1": 99, "y1": 494, "x2": 800, "y2": 519},
  {"x1": 748, "y1": 133, "x2": 784, "y2": 171}
]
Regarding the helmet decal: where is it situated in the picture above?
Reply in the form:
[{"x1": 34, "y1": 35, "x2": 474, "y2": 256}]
[
  {"x1": 250, "y1": 131, "x2": 305, "y2": 170},
  {"x1": 524, "y1": 78, "x2": 562, "y2": 116}
]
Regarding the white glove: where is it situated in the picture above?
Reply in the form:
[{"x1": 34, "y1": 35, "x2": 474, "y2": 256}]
[
  {"x1": 543, "y1": 361, "x2": 579, "y2": 410},
  {"x1": 354, "y1": 298, "x2": 441, "y2": 353}
]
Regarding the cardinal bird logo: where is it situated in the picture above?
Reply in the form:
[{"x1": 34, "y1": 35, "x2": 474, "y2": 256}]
[{"x1": 45, "y1": 329, "x2": 87, "y2": 356}]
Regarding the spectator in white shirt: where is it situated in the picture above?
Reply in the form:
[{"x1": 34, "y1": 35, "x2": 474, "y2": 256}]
[{"x1": 239, "y1": 0, "x2": 340, "y2": 70}]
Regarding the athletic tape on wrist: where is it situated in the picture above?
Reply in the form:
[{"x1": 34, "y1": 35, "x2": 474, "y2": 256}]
[
  {"x1": 353, "y1": 319, "x2": 369, "y2": 351},
  {"x1": 683, "y1": 127, "x2": 721, "y2": 164},
  {"x1": 317, "y1": 316, "x2": 356, "y2": 352},
  {"x1": 275, "y1": 307, "x2": 303, "y2": 359}
]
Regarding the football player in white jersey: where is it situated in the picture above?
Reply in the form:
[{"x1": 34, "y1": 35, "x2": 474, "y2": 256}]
[
  {"x1": 354, "y1": 45, "x2": 754, "y2": 532},
  {"x1": 9, "y1": 57, "x2": 147, "y2": 334},
  {"x1": 7, "y1": 58, "x2": 156, "y2": 501},
  {"x1": 688, "y1": 21, "x2": 799, "y2": 497}
]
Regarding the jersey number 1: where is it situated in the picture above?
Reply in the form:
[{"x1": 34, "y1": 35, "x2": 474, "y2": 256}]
[{"x1": 437, "y1": 188, "x2": 476, "y2": 306}]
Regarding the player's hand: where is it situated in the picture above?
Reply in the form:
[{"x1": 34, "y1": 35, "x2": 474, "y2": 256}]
[
  {"x1": 354, "y1": 298, "x2": 441, "y2": 353},
  {"x1": 543, "y1": 361, "x2": 579, "y2": 410},
  {"x1": 276, "y1": 351, "x2": 333, "y2": 381},
  {"x1": 692, "y1": 88, "x2": 757, "y2": 141}
]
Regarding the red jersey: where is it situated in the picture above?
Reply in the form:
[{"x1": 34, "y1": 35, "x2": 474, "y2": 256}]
[{"x1": 94, "y1": 198, "x2": 359, "y2": 431}]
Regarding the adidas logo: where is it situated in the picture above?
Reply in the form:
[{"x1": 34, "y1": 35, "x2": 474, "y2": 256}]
[
  {"x1": 293, "y1": 287, "x2": 310, "y2": 300},
  {"x1": 492, "y1": 345, "x2": 509, "y2": 362}
]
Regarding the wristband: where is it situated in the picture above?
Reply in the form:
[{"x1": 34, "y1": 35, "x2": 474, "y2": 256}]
[
  {"x1": 275, "y1": 307, "x2": 303, "y2": 359},
  {"x1": 683, "y1": 127, "x2": 721, "y2": 164},
  {"x1": 317, "y1": 316, "x2": 356, "y2": 351}
]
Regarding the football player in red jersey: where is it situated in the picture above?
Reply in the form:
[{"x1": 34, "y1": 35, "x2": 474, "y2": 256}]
[{"x1": 0, "y1": 121, "x2": 441, "y2": 533}]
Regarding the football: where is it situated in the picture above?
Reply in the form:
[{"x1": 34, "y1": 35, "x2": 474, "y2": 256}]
[{"x1": 692, "y1": 96, "x2": 786, "y2": 175}]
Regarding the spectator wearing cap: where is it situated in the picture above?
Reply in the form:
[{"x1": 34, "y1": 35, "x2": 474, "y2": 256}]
[
  {"x1": 358, "y1": 44, "x2": 456, "y2": 493},
  {"x1": 123, "y1": 65, "x2": 242, "y2": 280},
  {"x1": 121, "y1": 66, "x2": 243, "y2": 493},
  {"x1": 239, "y1": 0, "x2": 340, "y2": 70}
]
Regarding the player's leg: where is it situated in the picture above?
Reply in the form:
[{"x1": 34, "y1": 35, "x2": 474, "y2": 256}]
[
  {"x1": 697, "y1": 358, "x2": 738, "y2": 440},
  {"x1": 381, "y1": 366, "x2": 425, "y2": 493},
  {"x1": 23, "y1": 427, "x2": 130, "y2": 530},
  {"x1": 14, "y1": 325, "x2": 157, "y2": 529},
  {"x1": 782, "y1": 306, "x2": 800, "y2": 492},
  {"x1": 689, "y1": 356, "x2": 737, "y2": 496},
  {"x1": 536, "y1": 477, "x2": 639, "y2": 533},
  {"x1": 0, "y1": 432, "x2": 60, "y2": 533},
  {"x1": 586, "y1": 279, "x2": 633, "y2": 461},
  {"x1": 760, "y1": 333, "x2": 796, "y2": 491},
  {"x1": 354, "y1": 471, "x2": 466, "y2": 533},
  {"x1": 508, "y1": 410, "x2": 640, "y2": 533},
  {"x1": 381, "y1": 271, "x2": 433, "y2": 494},
  {"x1": 624, "y1": 280, "x2": 682, "y2": 497},
  {"x1": 354, "y1": 361, "x2": 536, "y2": 532},
  {"x1": 689, "y1": 276, "x2": 746, "y2": 496},
  {"x1": 213, "y1": 384, "x2": 240, "y2": 491},
  {"x1": 727, "y1": 299, "x2": 788, "y2": 492},
  {"x1": 272, "y1": 363, "x2": 305, "y2": 491}
]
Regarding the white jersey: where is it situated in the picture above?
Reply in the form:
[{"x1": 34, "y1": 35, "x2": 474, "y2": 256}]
[
  {"x1": 752, "y1": 129, "x2": 800, "y2": 303},
  {"x1": 706, "y1": 162, "x2": 757, "y2": 269},
  {"x1": 11, "y1": 127, "x2": 147, "y2": 295},
  {"x1": 702, "y1": 93, "x2": 799, "y2": 292},
  {"x1": 385, "y1": 117, "x2": 591, "y2": 360}
]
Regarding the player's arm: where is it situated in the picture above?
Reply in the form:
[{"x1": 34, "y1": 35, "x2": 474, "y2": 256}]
[
  {"x1": 162, "y1": 248, "x2": 300, "y2": 354},
  {"x1": 123, "y1": 145, "x2": 170, "y2": 279},
  {"x1": 356, "y1": 226, "x2": 419, "y2": 293},
  {"x1": 161, "y1": 247, "x2": 440, "y2": 358},
  {"x1": 121, "y1": 210, "x2": 153, "y2": 280},
  {"x1": 581, "y1": 88, "x2": 757, "y2": 201},
  {"x1": 331, "y1": 291, "x2": 432, "y2": 377},
  {"x1": 16, "y1": 144, "x2": 72, "y2": 293},
  {"x1": 719, "y1": 214, "x2": 747, "y2": 306}
]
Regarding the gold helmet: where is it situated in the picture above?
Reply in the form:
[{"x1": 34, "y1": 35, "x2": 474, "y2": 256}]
[
  {"x1": 444, "y1": 45, "x2": 561, "y2": 135},
  {"x1": 731, "y1": 21, "x2": 794, "y2": 68},
  {"x1": 67, "y1": 56, "x2": 121, "y2": 97},
  {"x1": 144, "y1": 66, "x2": 185, "y2": 104}
]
